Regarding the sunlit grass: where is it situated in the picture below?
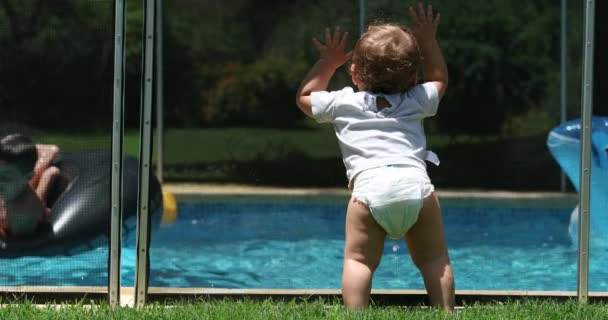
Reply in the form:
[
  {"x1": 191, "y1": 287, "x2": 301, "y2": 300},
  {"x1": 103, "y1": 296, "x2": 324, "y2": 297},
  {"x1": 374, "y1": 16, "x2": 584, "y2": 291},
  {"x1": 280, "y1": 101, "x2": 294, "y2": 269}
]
[
  {"x1": 31, "y1": 127, "x2": 505, "y2": 183},
  {"x1": 0, "y1": 299, "x2": 606, "y2": 320},
  {"x1": 33, "y1": 127, "x2": 499, "y2": 164}
]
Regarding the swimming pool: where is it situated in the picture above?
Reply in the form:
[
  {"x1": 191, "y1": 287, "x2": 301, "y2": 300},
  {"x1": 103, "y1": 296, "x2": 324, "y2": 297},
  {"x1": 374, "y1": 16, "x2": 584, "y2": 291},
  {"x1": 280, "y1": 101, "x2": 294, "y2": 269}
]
[
  {"x1": 2, "y1": 193, "x2": 606, "y2": 292},
  {"x1": 145, "y1": 194, "x2": 588, "y2": 291}
]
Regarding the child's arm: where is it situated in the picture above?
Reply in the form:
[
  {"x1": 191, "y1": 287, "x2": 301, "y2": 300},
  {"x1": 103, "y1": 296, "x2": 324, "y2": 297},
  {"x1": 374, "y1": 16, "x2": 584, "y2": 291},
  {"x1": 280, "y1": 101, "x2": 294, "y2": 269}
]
[
  {"x1": 296, "y1": 27, "x2": 352, "y2": 117},
  {"x1": 409, "y1": 3, "x2": 448, "y2": 97}
]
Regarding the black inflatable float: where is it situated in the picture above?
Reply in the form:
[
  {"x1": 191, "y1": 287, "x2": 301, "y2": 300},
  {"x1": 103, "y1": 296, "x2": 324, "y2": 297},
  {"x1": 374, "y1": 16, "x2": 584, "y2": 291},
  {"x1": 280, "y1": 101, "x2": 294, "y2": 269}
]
[{"x1": 0, "y1": 151, "x2": 162, "y2": 257}]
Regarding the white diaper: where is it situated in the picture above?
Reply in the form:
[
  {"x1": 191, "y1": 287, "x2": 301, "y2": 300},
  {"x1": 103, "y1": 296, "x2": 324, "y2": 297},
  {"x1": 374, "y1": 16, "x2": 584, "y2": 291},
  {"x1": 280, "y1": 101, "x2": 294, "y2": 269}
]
[{"x1": 351, "y1": 165, "x2": 434, "y2": 239}]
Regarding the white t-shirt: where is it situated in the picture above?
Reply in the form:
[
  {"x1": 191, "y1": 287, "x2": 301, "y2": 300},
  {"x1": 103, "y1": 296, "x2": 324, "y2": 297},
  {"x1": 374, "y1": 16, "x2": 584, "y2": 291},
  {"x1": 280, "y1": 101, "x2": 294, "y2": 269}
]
[{"x1": 311, "y1": 82, "x2": 440, "y2": 186}]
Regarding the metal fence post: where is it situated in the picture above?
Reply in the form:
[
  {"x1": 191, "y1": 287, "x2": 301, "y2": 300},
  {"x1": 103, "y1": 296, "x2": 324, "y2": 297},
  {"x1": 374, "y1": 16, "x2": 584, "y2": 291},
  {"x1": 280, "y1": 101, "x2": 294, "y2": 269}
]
[
  {"x1": 134, "y1": 0, "x2": 156, "y2": 307},
  {"x1": 155, "y1": 0, "x2": 164, "y2": 183},
  {"x1": 109, "y1": 0, "x2": 126, "y2": 307},
  {"x1": 577, "y1": 0, "x2": 595, "y2": 303},
  {"x1": 560, "y1": 0, "x2": 568, "y2": 192}
]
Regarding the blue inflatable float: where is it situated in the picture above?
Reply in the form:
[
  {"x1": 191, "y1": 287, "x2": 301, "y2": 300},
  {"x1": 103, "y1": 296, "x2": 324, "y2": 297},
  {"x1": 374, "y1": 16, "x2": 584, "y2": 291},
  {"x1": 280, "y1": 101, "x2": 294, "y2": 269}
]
[{"x1": 547, "y1": 117, "x2": 608, "y2": 245}]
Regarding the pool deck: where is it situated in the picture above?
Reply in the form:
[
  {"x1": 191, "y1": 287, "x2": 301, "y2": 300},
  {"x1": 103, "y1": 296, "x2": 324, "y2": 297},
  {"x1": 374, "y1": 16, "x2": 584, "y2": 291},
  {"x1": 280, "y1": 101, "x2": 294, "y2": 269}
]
[
  {"x1": 163, "y1": 183, "x2": 579, "y2": 200},
  {"x1": 163, "y1": 183, "x2": 577, "y2": 197},
  {"x1": 163, "y1": 183, "x2": 579, "y2": 208}
]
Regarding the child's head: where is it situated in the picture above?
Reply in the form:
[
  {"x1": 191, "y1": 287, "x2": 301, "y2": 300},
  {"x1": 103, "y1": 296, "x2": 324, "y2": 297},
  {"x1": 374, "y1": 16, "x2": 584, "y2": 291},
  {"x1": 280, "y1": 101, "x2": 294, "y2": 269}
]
[
  {"x1": 0, "y1": 134, "x2": 37, "y2": 200},
  {"x1": 350, "y1": 24, "x2": 421, "y2": 94}
]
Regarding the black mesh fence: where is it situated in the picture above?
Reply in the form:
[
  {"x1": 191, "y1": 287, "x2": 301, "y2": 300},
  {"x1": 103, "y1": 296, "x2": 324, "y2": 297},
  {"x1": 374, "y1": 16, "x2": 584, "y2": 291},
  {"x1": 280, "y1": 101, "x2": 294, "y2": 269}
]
[
  {"x1": 0, "y1": 0, "x2": 116, "y2": 287},
  {"x1": 2, "y1": 0, "x2": 606, "y2": 299}
]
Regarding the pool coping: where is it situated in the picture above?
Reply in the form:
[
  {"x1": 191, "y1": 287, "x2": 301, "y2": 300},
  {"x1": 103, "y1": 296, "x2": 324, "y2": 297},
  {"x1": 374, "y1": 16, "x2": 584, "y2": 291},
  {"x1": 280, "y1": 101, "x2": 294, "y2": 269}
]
[
  {"x1": 162, "y1": 183, "x2": 579, "y2": 208},
  {"x1": 1, "y1": 286, "x2": 608, "y2": 306},
  {"x1": 163, "y1": 183, "x2": 578, "y2": 199}
]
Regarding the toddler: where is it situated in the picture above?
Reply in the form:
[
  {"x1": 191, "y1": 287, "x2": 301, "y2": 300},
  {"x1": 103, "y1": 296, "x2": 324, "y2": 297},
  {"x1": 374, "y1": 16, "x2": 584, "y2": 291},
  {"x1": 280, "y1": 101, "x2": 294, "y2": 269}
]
[{"x1": 295, "y1": 3, "x2": 454, "y2": 311}]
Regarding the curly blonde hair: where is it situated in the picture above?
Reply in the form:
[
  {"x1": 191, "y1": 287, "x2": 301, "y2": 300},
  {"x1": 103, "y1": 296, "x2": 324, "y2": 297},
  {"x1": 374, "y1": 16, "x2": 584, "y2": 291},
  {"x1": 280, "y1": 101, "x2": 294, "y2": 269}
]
[{"x1": 352, "y1": 24, "x2": 421, "y2": 94}]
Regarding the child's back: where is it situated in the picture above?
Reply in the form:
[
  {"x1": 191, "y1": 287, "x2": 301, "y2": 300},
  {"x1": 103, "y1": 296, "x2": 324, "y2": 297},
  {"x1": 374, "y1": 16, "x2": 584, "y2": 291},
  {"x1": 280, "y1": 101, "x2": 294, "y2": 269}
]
[{"x1": 312, "y1": 83, "x2": 440, "y2": 187}]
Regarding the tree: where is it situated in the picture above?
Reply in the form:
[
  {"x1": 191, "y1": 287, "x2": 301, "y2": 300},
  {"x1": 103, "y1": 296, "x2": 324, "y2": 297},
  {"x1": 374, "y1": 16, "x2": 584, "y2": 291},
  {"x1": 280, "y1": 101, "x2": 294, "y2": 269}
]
[{"x1": 0, "y1": 0, "x2": 115, "y2": 131}]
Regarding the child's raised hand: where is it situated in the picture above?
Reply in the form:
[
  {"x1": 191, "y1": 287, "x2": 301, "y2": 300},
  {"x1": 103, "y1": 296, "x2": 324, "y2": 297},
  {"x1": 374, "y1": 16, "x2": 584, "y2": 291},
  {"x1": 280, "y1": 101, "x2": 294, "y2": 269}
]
[
  {"x1": 312, "y1": 27, "x2": 352, "y2": 70},
  {"x1": 408, "y1": 3, "x2": 440, "y2": 43}
]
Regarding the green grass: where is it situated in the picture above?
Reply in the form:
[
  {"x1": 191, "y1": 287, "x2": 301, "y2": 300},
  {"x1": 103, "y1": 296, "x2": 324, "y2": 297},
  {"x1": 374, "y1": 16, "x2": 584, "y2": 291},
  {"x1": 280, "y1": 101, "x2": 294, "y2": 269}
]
[
  {"x1": 33, "y1": 127, "x2": 341, "y2": 163},
  {"x1": 0, "y1": 299, "x2": 606, "y2": 319},
  {"x1": 33, "y1": 127, "x2": 498, "y2": 164},
  {"x1": 30, "y1": 127, "x2": 505, "y2": 184},
  {"x1": 160, "y1": 127, "x2": 340, "y2": 163}
]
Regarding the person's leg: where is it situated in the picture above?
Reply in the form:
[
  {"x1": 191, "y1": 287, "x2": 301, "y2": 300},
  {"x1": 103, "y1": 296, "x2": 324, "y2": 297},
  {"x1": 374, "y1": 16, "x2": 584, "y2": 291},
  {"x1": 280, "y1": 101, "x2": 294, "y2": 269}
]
[
  {"x1": 29, "y1": 145, "x2": 59, "y2": 191},
  {"x1": 405, "y1": 192, "x2": 455, "y2": 311},
  {"x1": 342, "y1": 197, "x2": 386, "y2": 310},
  {"x1": 34, "y1": 166, "x2": 60, "y2": 203}
]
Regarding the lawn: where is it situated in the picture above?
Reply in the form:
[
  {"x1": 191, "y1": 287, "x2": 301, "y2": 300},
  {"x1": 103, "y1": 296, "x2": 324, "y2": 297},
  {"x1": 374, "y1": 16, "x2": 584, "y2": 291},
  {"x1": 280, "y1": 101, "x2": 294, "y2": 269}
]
[
  {"x1": 0, "y1": 299, "x2": 605, "y2": 319},
  {"x1": 33, "y1": 126, "x2": 486, "y2": 164},
  {"x1": 34, "y1": 127, "x2": 341, "y2": 162},
  {"x1": 33, "y1": 126, "x2": 557, "y2": 190},
  {"x1": 32, "y1": 126, "x2": 345, "y2": 184}
]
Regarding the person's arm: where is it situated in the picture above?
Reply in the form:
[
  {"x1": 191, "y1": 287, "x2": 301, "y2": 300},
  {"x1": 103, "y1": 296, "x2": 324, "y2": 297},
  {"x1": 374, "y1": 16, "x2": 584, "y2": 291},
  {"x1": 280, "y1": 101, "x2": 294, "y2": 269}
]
[
  {"x1": 409, "y1": 3, "x2": 448, "y2": 97},
  {"x1": 30, "y1": 144, "x2": 59, "y2": 190},
  {"x1": 296, "y1": 27, "x2": 352, "y2": 117}
]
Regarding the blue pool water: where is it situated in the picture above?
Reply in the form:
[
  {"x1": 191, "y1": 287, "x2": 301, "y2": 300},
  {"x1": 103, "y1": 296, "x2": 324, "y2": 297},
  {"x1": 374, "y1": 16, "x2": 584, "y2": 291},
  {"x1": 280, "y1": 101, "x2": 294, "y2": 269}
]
[
  {"x1": 146, "y1": 198, "x2": 588, "y2": 291},
  {"x1": 2, "y1": 195, "x2": 608, "y2": 291}
]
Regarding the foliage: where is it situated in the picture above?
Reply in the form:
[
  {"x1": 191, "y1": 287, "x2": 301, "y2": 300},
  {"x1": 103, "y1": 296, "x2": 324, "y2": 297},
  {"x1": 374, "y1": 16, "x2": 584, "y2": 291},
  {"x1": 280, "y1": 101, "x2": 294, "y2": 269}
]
[
  {"x1": 200, "y1": 57, "x2": 307, "y2": 128},
  {"x1": 0, "y1": 0, "x2": 589, "y2": 134},
  {"x1": 161, "y1": 0, "x2": 583, "y2": 133},
  {"x1": 501, "y1": 108, "x2": 554, "y2": 138},
  {"x1": 0, "y1": 0, "x2": 115, "y2": 130}
]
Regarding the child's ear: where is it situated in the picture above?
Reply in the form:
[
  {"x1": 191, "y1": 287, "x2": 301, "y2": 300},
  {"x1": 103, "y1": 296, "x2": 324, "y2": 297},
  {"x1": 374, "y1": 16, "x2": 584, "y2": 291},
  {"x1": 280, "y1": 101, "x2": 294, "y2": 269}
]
[{"x1": 350, "y1": 64, "x2": 359, "y2": 85}]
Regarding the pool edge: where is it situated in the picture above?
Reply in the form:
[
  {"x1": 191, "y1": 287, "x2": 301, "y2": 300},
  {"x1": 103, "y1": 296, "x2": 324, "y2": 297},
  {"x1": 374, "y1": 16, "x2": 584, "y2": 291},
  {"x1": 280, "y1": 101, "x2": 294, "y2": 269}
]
[
  {"x1": 163, "y1": 183, "x2": 579, "y2": 209},
  {"x1": 163, "y1": 183, "x2": 578, "y2": 199}
]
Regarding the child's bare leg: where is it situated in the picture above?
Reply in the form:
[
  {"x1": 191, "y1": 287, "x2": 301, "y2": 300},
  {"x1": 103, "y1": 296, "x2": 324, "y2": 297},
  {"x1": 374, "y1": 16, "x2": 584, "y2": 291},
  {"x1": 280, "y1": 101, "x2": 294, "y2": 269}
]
[
  {"x1": 405, "y1": 192, "x2": 455, "y2": 311},
  {"x1": 341, "y1": 197, "x2": 386, "y2": 310}
]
